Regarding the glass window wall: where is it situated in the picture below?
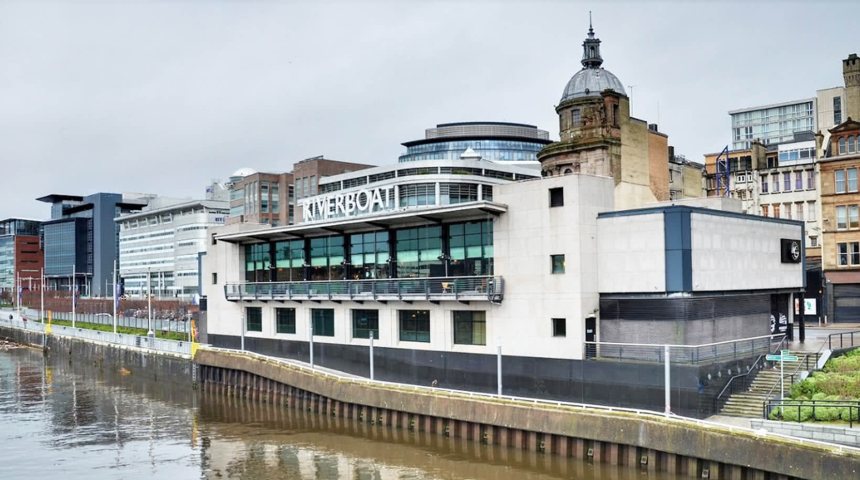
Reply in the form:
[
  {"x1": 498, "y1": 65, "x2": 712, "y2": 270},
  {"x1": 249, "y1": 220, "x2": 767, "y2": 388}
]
[
  {"x1": 396, "y1": 226, "x2": 442, "y2": 278},
  {"x1": 274, "y1": 239, "x2": 305, "y2": 281},
  {"x1": 309, "y1": 236, "x2": 344, "y2": 281},
  {"x1": 399, "y1": 310, "x2": 430, "y2": 342},
  {"x1": 349, "y1": 231, "x2": 389, "y2": 279},
  {"x1": 244, "y1": 244, "x2": 271, "y2": 282}
]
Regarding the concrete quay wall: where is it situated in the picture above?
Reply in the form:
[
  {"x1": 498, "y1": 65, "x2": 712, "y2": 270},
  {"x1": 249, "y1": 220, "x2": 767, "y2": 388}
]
[{"x1": 195, "y1": 347, "x2": 860, "y2": 480}]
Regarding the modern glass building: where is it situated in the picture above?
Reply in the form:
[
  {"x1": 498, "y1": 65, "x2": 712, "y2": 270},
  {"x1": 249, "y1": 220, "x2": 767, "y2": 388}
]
[
  {"x1": 398, "y1": 122, "x2": 552, "y2": 165},
  {"x1": 37, "y1": 193, "x2": 148, "y2": 297},
  {"x1": 729, "y1": 99, "x2": 816, "y2": 150}
]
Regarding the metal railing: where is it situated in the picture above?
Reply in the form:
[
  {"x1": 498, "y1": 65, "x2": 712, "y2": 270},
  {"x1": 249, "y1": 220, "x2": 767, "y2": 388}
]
[
  {"x1": 711, "y1": 336, "x2": 786, "y2": 414},
  {"x1": 0, "y1": 311, "x2": 192, "y2": 357},
  {"x1": 829, "y1": 330, "x2": 860, "y2": 351},
  {"x1": 201, "y1": 346, "x2": 860, "y2": 452},
  {"x1": 225, "y1": 275, "x2": 504, "y2": 303},
  {"x1": 764, "y1": 399, "x2": 860, "y2": 428},
  {"x1": 584, "y1": 334, "x2": 783, "y2": 365},
  {"x1": 46, "y1": 310, "x2": 190, "y2": 334}
]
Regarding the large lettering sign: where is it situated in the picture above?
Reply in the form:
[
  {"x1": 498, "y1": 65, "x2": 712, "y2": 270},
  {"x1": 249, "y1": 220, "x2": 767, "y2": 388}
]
[{"x1": 299, "y1": 186, "x2": 396, "y2": 223}]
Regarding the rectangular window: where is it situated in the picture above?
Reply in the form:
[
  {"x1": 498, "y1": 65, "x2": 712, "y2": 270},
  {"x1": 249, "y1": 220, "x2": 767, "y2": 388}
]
[
  {"x1": 211, "y1": 272, "x2": 217, "y2": 285},
  {"x1": 839, "y1": 243, "x2": 849, "y2": 266},
  {"x1": 772, "y1": 176, "x2": 780, "y2": 193},
  {"x1": 311, "y1": 308, "x2": 335, "y2": 337},
  {"x1": 849, "y1": 168, "x2": 858, "y2": 192},
  {"x1": 851, "y1": 205, "x2": 860, "y2": 229},
  {"x1": 571, "y1": 108, "x2": 581, "y2": 127},
  {"x1": 810, "y1": 236, "x2": 818, "y2": 247},
  {"x1": 852, "y1": 242, "x2": 860, "y2": 265},
  {"x1": 773, "y1": 204, "x2": 780, "y2": 218},
  {"x1": 762, "y1": 204, "x2": 769, "y2": 217},
  {"x1": 276, "y1": 308, "x2": 296, "y2": 334},
  {"x1": 795, "y1": 172, "x2": 803, "y2": 190},
  {"x1": 783, "y1": 172, "x2": 791, "y2": 191},
  {"x1": 399, "y1": 310, "x2": 430, "y2": 342},
  {"x1": 837, "y1": 205, "x2": 848, "y2": 229},
  {"x1": 761, "y1": 175, "x2": 768, "y2": 193},
  {"x1": 808, "y1": 201, "x2": 816, "y2": 221},
  {"x1": 551, "y1": 254, "x2": 565, "y2": 274},
  {"x1": 836, "y1": 170, "x2": 846, "y2": 193},
  {"x1": 795, "y1": 202, "x2": 804, "y2": 221},
  {"x1": 807, "y1": 170, "x2": 814, "y2": 190},
  {"x1": 549, "y1": 187, "x2": 564, "y2": 207},
  {"x1": 352, "y1": 309, "x2": 379, "y2": 339},
  {"x1": 834, "y1": 96, "x2": 843, "y2": 125},
  {"x1": 453, "y1": 311, "x2": 486, "y2": 345},
  {"x1": 552, "y1": 318, "x2": 566, "y2": 337},
  {"x1": 246, "y1": 307, "x2": 262, "y2": 332}
]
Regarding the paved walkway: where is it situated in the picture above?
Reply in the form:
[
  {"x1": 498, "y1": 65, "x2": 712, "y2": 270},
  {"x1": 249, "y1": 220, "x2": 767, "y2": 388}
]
[{"x1": 785, "y1": 323, "x2": 860, "y2": 353}]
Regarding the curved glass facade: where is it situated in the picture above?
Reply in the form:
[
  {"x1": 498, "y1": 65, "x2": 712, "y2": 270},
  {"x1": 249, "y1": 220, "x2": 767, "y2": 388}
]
[{"x1": 399, "y1": 139, "x2": 545, "y2": 163}]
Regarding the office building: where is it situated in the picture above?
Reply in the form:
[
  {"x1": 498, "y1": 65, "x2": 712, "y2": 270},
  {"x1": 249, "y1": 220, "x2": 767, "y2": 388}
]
[
  {"x1": 37, "y1": 193, "x2": 148, "y2": 297},
  {"x1": 117, "y1": 197, "x2": 228, "y2": 299},
  {"x1": 729, "y1": 98, "x2": 816, "y2": 151},
  {"x1": 0, "y1": 218, "x2": 43, "y2": 300}
]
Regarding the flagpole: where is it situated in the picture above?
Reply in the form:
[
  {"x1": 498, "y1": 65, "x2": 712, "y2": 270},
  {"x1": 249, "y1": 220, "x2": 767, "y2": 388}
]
[
  {"x1": 72, "y1": 264, "x2": 76, "y2": 328},
  {"x1": 112, "y1": 259, "x2": 118, "y2": 334},
  {"x1": 16, "y1": 273, "x2": 21, "y2": 319}
]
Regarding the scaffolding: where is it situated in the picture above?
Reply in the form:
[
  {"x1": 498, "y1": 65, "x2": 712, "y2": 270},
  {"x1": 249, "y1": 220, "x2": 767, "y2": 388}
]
[{"x1": 715, "y1": 146, "x2": 731, "y2": 197}]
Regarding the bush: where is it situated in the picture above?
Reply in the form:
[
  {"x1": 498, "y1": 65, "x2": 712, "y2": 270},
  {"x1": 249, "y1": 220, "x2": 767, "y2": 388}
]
[{"x1": 781, "y1": 404, "x2": 814, "y2": 422}]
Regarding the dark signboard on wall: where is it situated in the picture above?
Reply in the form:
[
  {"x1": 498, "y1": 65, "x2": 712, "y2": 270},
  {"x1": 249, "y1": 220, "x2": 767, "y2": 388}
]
[
  {"x1": 770, "y1": 293, "x2": 789, "y2": 334},
  {"x1": 781, "y1": 239, "x2": 802, "y2": 263}
]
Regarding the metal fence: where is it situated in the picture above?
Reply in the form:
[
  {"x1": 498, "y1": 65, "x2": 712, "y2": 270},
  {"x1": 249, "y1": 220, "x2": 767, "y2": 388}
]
[
  {"x1": 829, "y1": 330, "x2": 860, "y2": 351},
  {"x1": 17, "y1": 309, "x2": 190, "y2": 334},
  {"x1": 0, "y1": 310, "x2": 192, "y2": 357},
  {"x1": 764, "y1": 399, "x2": 860, "y2": 427},
  {"x1": 584, "y1": 334, "x2": 782, "y2": 365}
]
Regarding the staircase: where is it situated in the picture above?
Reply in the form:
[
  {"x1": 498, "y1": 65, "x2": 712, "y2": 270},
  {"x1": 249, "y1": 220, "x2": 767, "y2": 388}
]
[{"x1": 719, "y1": 353, "x2": 811, "y2": 418}]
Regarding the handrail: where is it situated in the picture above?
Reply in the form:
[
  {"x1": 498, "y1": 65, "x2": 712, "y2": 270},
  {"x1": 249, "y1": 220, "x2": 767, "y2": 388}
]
[
  {"x1": 586, "y1": 334, "x2": 782, "y2": 350},
  {"x1": 713, "y1": 335, "x2": 786, "y2": 414},
  {"x1": 828, "y1": 330, "x2": 860, "y2": 351},
  {"x1": 713, "y1": 353, "x2": 767, "y2": 413}
]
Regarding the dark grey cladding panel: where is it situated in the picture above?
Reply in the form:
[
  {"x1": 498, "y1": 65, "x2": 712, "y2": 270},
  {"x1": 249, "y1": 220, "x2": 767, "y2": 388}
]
[
  {"x1": 664, "y1": 210, "x2": 692, "y2": 292},
  {"x1": 600, "y1": 294, "x2": 770, "y2": 321}
]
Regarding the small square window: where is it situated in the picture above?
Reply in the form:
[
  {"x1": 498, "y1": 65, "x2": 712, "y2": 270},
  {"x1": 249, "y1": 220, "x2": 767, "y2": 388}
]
[
  {"x1": 552, "y1": 318, "x2": 566, "y2": 337},
  {"x1": 551, "y1": 254, "x2": 565, "y2": 274},
  {"x1": 245, "y1": 307, "x2": 262, "y2": 332},
  {"x1": 549, "y1": 187, "x2": 564, "y2": 207}
]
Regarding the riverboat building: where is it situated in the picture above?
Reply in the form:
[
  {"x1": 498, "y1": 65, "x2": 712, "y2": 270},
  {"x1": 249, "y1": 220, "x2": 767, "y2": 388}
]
[{"x1": 201, "y1": 24, "x2": 805, "y2": 417}]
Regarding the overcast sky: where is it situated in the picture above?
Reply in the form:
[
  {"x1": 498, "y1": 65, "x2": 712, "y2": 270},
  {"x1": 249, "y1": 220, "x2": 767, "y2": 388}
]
[{"x1": 1, "y1": 0, "x2": 856, "y2": 220}]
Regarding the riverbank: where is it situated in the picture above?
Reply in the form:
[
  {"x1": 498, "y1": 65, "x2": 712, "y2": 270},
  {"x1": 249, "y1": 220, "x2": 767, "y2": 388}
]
[{"x1": 196, "y1": 346, "x2": 860, "y2": 480}]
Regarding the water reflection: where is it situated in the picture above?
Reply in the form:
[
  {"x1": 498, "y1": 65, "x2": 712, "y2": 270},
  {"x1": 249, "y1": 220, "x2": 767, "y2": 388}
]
[{"x1": 0, "y1": 347, "x2": 678, "y2": 479}]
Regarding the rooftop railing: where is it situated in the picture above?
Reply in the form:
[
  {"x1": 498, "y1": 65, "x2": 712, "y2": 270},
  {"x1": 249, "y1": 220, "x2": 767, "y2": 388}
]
[{"x1": 224, "y1": 275, "x2": 504, "y2": 303}]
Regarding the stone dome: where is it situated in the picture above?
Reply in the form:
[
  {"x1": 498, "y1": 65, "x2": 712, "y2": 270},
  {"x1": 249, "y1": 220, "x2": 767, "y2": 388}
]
[{"x1": 560, "y1": 68, "x2": 626, "y2": 102}]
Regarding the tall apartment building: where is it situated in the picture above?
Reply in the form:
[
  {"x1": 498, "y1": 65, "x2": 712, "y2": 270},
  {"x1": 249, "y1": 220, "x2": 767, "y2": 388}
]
[
  {"x1": 37, "y1": 193, "x2": 148, "y2": 297},
  {"x1": 0, "y1": 218, "x2": 43, "y2": 299},
  {"x1": 729, "y1": 98, "x2": 816, "y2": 151},
  {"x1": 117, "y1": 197, "x2": 228, "y2": 299}
]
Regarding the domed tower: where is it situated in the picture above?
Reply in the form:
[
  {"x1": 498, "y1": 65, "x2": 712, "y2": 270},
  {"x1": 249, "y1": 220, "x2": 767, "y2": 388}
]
[
  {"x1": 537, "y1": 19, "x2": 629, "y2": 178},
  {"x1": 538, "y1": 17, "x2": 669, "y2": 208}
]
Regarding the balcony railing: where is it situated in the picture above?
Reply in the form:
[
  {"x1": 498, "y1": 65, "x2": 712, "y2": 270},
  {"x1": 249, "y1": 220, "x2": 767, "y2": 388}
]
[{"x1": 224, "y1": 275, "x2": 504, "y2": 303}]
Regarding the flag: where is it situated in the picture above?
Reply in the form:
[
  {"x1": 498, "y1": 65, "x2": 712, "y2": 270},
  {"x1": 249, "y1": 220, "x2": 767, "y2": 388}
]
[{"x1": 114, "y1": 281, "x2": 121, "y2": 312}]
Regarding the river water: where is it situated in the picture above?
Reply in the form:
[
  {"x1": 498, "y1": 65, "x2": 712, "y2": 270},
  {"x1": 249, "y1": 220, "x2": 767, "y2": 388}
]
[{"x1": 0, "y1": 345, "x2": 678, "y2": 479}]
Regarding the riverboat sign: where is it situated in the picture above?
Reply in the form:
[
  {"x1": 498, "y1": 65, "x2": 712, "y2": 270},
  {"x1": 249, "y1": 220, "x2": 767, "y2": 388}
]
[{"x1": 299, "y1": 186, "x2": 396, "y2": 222}]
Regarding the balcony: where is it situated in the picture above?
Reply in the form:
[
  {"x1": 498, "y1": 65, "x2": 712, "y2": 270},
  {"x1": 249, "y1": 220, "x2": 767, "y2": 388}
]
[{"x1": 224, "y1": 275, "x2": 504, "y2": 304}]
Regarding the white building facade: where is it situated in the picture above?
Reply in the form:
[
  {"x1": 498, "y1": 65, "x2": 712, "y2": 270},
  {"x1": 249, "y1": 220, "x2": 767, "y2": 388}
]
[
  {"x1": 118, "y1": 199, "x2": 228, "y2": 299},
  {"x1": 203, "y1": 159, "x2": 804, "y2": 417}
]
